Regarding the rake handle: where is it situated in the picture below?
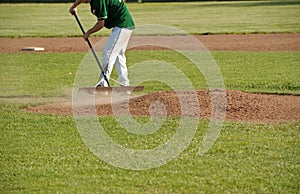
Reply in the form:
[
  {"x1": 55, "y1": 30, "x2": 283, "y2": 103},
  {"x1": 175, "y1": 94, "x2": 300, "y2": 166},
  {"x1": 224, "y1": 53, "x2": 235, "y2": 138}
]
[{"x1": 74, "y1": 14, "x2": 110, "y2": 87}]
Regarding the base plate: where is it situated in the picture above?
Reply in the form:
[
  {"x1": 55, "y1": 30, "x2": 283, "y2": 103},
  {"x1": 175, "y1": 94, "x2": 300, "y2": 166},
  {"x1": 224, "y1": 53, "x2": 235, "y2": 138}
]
[{"x1": 21, "y1": 47, "x2": 45, "y2": 51}]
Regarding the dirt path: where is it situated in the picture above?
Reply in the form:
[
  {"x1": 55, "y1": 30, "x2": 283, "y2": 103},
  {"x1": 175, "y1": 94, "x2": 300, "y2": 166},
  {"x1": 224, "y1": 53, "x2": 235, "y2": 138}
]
[
  {"x1": 1, "y1": 34, "x2": 300, "y2": 52},
  {"x1": 1, "y1": 34, "x2": 299, "y2": 123}
]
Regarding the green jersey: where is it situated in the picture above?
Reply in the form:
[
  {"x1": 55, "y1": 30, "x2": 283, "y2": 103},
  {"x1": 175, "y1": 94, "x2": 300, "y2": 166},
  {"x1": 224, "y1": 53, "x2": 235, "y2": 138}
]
[{"x1": 90, "y1": 0, "x2": 135, "y2": 30}]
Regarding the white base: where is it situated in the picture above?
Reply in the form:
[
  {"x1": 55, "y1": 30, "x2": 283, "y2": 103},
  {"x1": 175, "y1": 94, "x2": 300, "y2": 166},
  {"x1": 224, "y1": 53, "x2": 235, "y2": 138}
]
[{"x1": 21, "y1": 47, "x2": 45, "y2": 51}]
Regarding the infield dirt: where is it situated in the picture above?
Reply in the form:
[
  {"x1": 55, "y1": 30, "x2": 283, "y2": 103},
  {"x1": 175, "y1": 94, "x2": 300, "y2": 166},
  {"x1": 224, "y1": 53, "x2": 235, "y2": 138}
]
[{"x1": 1, "y1": 34, "x2": 300, "y2": 52}]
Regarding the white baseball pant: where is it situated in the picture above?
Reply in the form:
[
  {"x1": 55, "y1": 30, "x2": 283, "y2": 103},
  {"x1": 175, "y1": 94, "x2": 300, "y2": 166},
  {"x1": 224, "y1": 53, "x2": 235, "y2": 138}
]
[{"x1": 98, "y1": 27, "x2": 132, "y2": 87}]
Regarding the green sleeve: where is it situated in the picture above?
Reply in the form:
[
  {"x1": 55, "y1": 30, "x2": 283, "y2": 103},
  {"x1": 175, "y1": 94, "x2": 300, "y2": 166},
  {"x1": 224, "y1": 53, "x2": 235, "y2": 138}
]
[{"x1": 96, "y1": 0, "x2": 107, "y2": 20}]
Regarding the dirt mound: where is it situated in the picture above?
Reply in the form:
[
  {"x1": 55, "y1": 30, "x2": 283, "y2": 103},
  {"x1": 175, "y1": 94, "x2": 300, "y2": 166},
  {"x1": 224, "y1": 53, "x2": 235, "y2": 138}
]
[{"x1": 25, "y1": 90, "x2": 300, "y2": 123}]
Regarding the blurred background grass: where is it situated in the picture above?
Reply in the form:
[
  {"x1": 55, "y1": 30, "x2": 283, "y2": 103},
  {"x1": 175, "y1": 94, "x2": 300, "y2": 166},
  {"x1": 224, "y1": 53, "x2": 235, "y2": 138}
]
[{"x1": 0, "y1": 1, "x2": 299, "y2": 37}]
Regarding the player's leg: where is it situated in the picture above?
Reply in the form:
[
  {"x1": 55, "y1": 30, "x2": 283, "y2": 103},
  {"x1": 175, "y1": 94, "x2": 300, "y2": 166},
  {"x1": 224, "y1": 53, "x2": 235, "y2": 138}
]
[
  {"x1": 96, "y1": 27, "x2": 131, "y2": 87},
  {"x1": 96, "y1": 30, "x2": 119, "y2": 87},
  {"x1": 115, "y1": 28, "x2": 132, "y2": 86},
  {"x1": 115, "y1": 50, "x2": 129, "y2": 86}
]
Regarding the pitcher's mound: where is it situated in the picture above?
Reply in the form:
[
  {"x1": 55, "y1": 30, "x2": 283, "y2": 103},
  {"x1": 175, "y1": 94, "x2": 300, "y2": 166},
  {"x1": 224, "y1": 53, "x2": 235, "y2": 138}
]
[{"x1": 25, "y1": 90, "x2": 300, "y2": 123}]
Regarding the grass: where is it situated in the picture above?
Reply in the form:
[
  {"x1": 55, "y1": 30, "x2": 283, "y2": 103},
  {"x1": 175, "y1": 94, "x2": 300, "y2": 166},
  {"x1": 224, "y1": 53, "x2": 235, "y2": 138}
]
[
  {"x1": 0, "y1": 51, "x2": 299, "y2": 98},
  {"x1": 214, "y1": 51, "x2": 300, "y2": 94},
  {"x1": 0, "y1": 103, "x2": 299, "y2": 193},
  {"x1": 0, "y1": 1, "x2": 299, "y2": 193},
  {"x1": 0, "y1": 0, "x2": 300, "y2": 37},
  {"x1": 0, "y1": 50, "x2": 299, "y2": 192},
  {"x1": 0, "y1": 52, "x2": 83, "y2": 98}
]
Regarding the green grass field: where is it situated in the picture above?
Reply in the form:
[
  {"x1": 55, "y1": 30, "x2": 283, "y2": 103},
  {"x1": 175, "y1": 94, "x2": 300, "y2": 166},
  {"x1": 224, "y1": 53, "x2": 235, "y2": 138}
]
[
  {"x1": 0, "y1": 0, "x2": 300, "y2": 37},
  {"x1": 0, "y1": 1, "x2": 300, "y2": 193},
  {"x1": 0, "y1": 51, "x2": 299, "y2": 98}
]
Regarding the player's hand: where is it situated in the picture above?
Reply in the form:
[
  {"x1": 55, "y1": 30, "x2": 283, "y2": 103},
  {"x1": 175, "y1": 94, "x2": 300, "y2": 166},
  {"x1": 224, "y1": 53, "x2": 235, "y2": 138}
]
[
  {"x1": 83, "y1": 32, "x2": 90, "y2": 40},
  {"x1": 69, "y1": 7, "x2": 77, "y2": 15}
]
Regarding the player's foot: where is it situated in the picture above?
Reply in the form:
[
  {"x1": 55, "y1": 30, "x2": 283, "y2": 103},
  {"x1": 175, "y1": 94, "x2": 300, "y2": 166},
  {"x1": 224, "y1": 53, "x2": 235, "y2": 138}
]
[
  {"x1": 95, "y1": 79, "x2": 109, "y2": 87},
  {"x1": 95, "y1": 81, "x2": 104, "y2": 88},
  {"x1": 95, "y1": 80, "x2": 109, "y2": 87}
]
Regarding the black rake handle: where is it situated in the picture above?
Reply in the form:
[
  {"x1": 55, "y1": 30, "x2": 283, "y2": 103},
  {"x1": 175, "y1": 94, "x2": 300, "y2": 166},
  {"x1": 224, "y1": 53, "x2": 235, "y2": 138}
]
[{"x1": 74, "y1": 14, "x2": 110, "y2": 87}]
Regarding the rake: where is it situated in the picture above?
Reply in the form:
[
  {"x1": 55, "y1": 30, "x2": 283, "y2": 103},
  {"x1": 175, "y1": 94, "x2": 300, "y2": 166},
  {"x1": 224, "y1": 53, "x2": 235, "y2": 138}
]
[{"x1": 73, "y1": 14, "x2": 144, "y2": 94}]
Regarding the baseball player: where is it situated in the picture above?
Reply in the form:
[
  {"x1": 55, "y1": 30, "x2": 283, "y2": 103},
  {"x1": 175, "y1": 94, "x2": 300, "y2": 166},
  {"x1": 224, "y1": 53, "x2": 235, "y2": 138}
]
[{"x1": 69, "y1": 0, "x2": 135, "y2": 87}]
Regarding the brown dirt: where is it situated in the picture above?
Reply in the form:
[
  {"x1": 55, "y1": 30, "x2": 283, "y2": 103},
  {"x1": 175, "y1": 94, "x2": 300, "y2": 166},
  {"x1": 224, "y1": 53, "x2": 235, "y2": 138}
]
[
  {"x1": 2, "y1": 34, "x2": 299, "y2": 123},
  {"x1": 25, "y1": 90, "x2": 300, "y2": 123},
  {"x1": 1, "y1": 34, "x2": 300, "y2": 52}
]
